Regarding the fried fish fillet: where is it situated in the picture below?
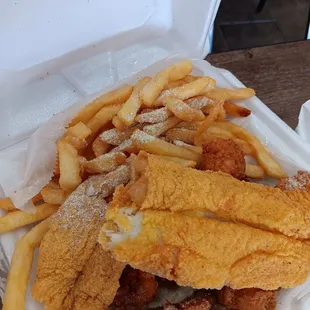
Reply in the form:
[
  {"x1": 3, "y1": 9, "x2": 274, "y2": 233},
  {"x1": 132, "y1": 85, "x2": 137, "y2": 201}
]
[
  {"x1": 32, "y1": 170, "x2": 128, "y2": 310},
  {"x1": 126, "y1": 152, "x2": 310, "y2": 240},
  {"x1": 100, "y1": 196, "x2": 310, "y2": 290},
  {"x1": 63, "y1": 244, "x2": 124, "y2": 310},
  {"x1": 99, "y1": 153, "x2": 310, "y2": 290}
]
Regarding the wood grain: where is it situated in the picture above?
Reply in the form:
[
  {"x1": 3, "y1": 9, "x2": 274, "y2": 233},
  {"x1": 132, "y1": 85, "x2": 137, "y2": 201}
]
[{"x1": 207, "y1": 41, "x2": 310, "y2": 128}]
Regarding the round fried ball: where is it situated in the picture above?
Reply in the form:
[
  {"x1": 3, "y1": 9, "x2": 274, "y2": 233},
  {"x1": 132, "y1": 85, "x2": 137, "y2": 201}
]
[{"x1": 200, "y1": 138, "x2": 246, "y2": 180}]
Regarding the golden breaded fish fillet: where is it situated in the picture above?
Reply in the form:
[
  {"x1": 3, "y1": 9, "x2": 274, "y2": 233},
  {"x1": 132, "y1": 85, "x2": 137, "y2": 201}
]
[
  {"x1": 32, "y1": 172, "x2": 127, "y2": 310},
  {"x1": 63, "y1": 244, "x2": 124, "y2": 310},
  {"x1": 126, "y1": 152, "x2": 310, "y2": 240},
  {"x1": 99, "y1": 197, "x2": 310, "y2": 290}
]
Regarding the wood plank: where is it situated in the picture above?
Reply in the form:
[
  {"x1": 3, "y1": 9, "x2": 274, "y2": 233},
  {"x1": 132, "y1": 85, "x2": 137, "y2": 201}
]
[{"x1": 207, "y1": 41, "x2": 310, "y2": 128}]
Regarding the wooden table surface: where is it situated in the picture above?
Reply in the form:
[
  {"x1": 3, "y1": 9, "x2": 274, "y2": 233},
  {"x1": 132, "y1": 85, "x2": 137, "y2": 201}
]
[{"x1": 206, "y1": 40, "x2": 310, "y2": 129}]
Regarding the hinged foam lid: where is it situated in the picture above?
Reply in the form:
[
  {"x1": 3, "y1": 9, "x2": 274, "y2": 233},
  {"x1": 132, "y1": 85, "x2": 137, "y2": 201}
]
[{"x1": 0, "y1": 0, "x2": 220, "y2": 150}]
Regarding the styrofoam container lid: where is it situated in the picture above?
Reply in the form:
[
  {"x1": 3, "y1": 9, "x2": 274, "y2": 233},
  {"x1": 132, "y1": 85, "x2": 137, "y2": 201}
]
[{"x1": 0, "y1": 0, "x2": 220, "y2": 151}]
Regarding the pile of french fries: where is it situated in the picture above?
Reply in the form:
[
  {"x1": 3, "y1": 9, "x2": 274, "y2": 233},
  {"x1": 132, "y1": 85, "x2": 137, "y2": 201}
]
[{"x1": 1, "y1": 60, "x2": 287, "y2": 310}]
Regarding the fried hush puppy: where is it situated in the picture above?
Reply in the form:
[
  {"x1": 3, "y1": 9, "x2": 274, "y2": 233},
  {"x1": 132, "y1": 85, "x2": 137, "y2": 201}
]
[
  {"x1": 199, "y1": 138, "x2": 246, "y2": 180},
  {"x1": 217, "y1": 287, "x2": 276, "y2": 310},
  {"x1": 113, "y1": 266, "x2": 158, "y2": 309}
]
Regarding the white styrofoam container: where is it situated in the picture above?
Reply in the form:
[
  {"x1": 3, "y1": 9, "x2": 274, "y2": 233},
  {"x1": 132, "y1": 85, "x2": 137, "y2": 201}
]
[
  {"x1": 1, "y1": 1, "x2": 310, "y2": 309},
  {"x1": 1, "y1": 55, "x2": 310, "y2": 310}
]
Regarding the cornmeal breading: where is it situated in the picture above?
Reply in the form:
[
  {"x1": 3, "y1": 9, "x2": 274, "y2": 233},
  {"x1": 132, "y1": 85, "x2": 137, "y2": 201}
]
[
  {"x1": 64, "y1": 244, "x2": 124, "y2": 310},
  {"x1": 101, "y1": 206, "x2": 310, "y2": 290},
  {"x1": 99, "y1": 154, "x2": 310, "y2": 291},
  {"x1": 32, "y1": 175, "x2": 125, "y2": 310},
  {"x1": 137, "y1": 154, "x2": 310, "y2": 240}
]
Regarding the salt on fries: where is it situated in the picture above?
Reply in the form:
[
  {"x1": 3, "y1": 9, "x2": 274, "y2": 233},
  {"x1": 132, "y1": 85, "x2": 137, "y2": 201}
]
[
  {"x1": 3, "y1": 220, "x2": 50, "y2": 310},
  {"x1": 131, "y1": 129, "x2": 200, "y2": 162},
  {"x1": 82, "y1": 152, "x2": 126, "y2": 174},
  {"x1": 92, "y1": 135, "x2": 110, "y2": 157},
  {"x1": 135, "y1": 107, "x2": 172, "y2": 124},
  {"x1": 155, "y1": 76, "x2": 216, "y2": 106},
  {"x1": 1, "y1": 60, "x2": 286, "y2": 310},
  {"x1": 164, "y1": 97, "x2": 205, "y2": 122},
  {"x1": 140, "y1": 60, "x2": 192, "y2": 106},
  {"x1": 143, "y1": 116, "x2": 181, "y2": 136}
]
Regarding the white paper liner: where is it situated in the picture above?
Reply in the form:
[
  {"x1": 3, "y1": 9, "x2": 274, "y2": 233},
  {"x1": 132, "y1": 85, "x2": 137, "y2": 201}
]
[
  {"x1": 296, "y1": 99, "x2": 310, "y2": 144},
  {"x1": 0, "y1": 56, "x2": 310, "y2": 309}
]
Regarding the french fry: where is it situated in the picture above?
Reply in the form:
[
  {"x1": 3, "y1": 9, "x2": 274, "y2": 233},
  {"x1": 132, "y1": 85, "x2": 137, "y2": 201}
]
[
  {"x1": 207, "y1": 125, "x2": 236, "y2": 138},
  {"x1": 0, "y1": 193, "x2": 45, "y2": 211},
  {"x1": 245, "y1": 164, "x2": 265, "y2": 179},
  {"x1": 87, "y1": 104, "x2": 122, "y2": 134},
  {"x1": 224, "y1": 102, "x2": 251, "y2": 117},
  {"x1": 63, "y1": 122, "x2": 92, "y2": 150},
  {"x1": 234, "y1": 139, "x2": 255, "y2": 156},
  {"x1": 201, "y1": 104, "x2": 213, "y2": 114},
  {"x1": 100, "y1": 128, "x2": 135, "y2": 145},
  {"x1": 0, "y1": 204, "x2": 58, "y2": 233},
  {"x1": 117, "y1": 77, "x2": 151, "y2": 126},
  {"x1": 215, "y1": 122, "x2": 287, "y2": 178},
  {"x1": 110, "y1": 139, "x2": 139, "y2": 154},
  {"x1": 163, "y1": 75, "x2": 200, "y2": 90},
  {"x1": 155, "y1": 77, "x2": 216, "y2": 106},
  {"x1": 176, "y1": 121, "x2": 204, "y2": 131},
  {"x1": 140, "y1": 60, "x2": 193, "y2": 106},
  {"x1": 135, "y1": 107, "x2": 172, "y2": 124},
  {"x1": 131, "y1": 130, "x2": 200, "y2": 161},
  {"x1": 159, "y1": 155, "x2": 197, "y2": 168},
  {"x1": 41, "y1": 182, "x2": 67, "y2": 205},
  {"x1": 92, "y1": 135, "x2": 110, "y2": 157},
  {"x1": 32, "y1": 192, "x2": 43, "y2": 205},
  {"x1": 164, "y1": 97, "x2": 205, "y2": 122},
  {"x1": 195, "y1": 101, "x2": 224, "y2": 143},
  {"x1": 63, "y1": 135, "x2": 87, "y2": 150},
  {"x1": 112, "y1": 116, "x2": 128, "y2": 132},
  {"x1": 95, "y1": 165, "x2": 131, "y2": 199},
  {"x1": 0, "y1": 198, "x2": 17, "y2": 211},
  {"x1": 166, "y1": 128, "x2": 195, "y2": 144},
  {"x1": 3, "y1": 220, "x2": 50, "y2": 310},
  {"x1": 82, "y1": 152, "x2": 126, "y2": 174},
  {"x1": 173, "y1": 140, "x2": 203, "y2": 154},
  {"x1": 217, "y1": 103, "x2": 227, "y2": 121},
  {"x1": 203, "y1": 87, "x2": 255, "y2": 101},
  {"x1": 58, "y1": 140, "x2": 82, "y2": 191},
  {"x1": 143, "y1": 116, "x2": 181, "y2": 137},
  {"x1": 185, "y1": 95, "x2": 213, "y2": 110},
  {"x1": 66, "y1": 122, "x2": 92, "y2": 139},
  {"x1": 70, "y1": 85, "x2": 133, "y2": 125}
]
